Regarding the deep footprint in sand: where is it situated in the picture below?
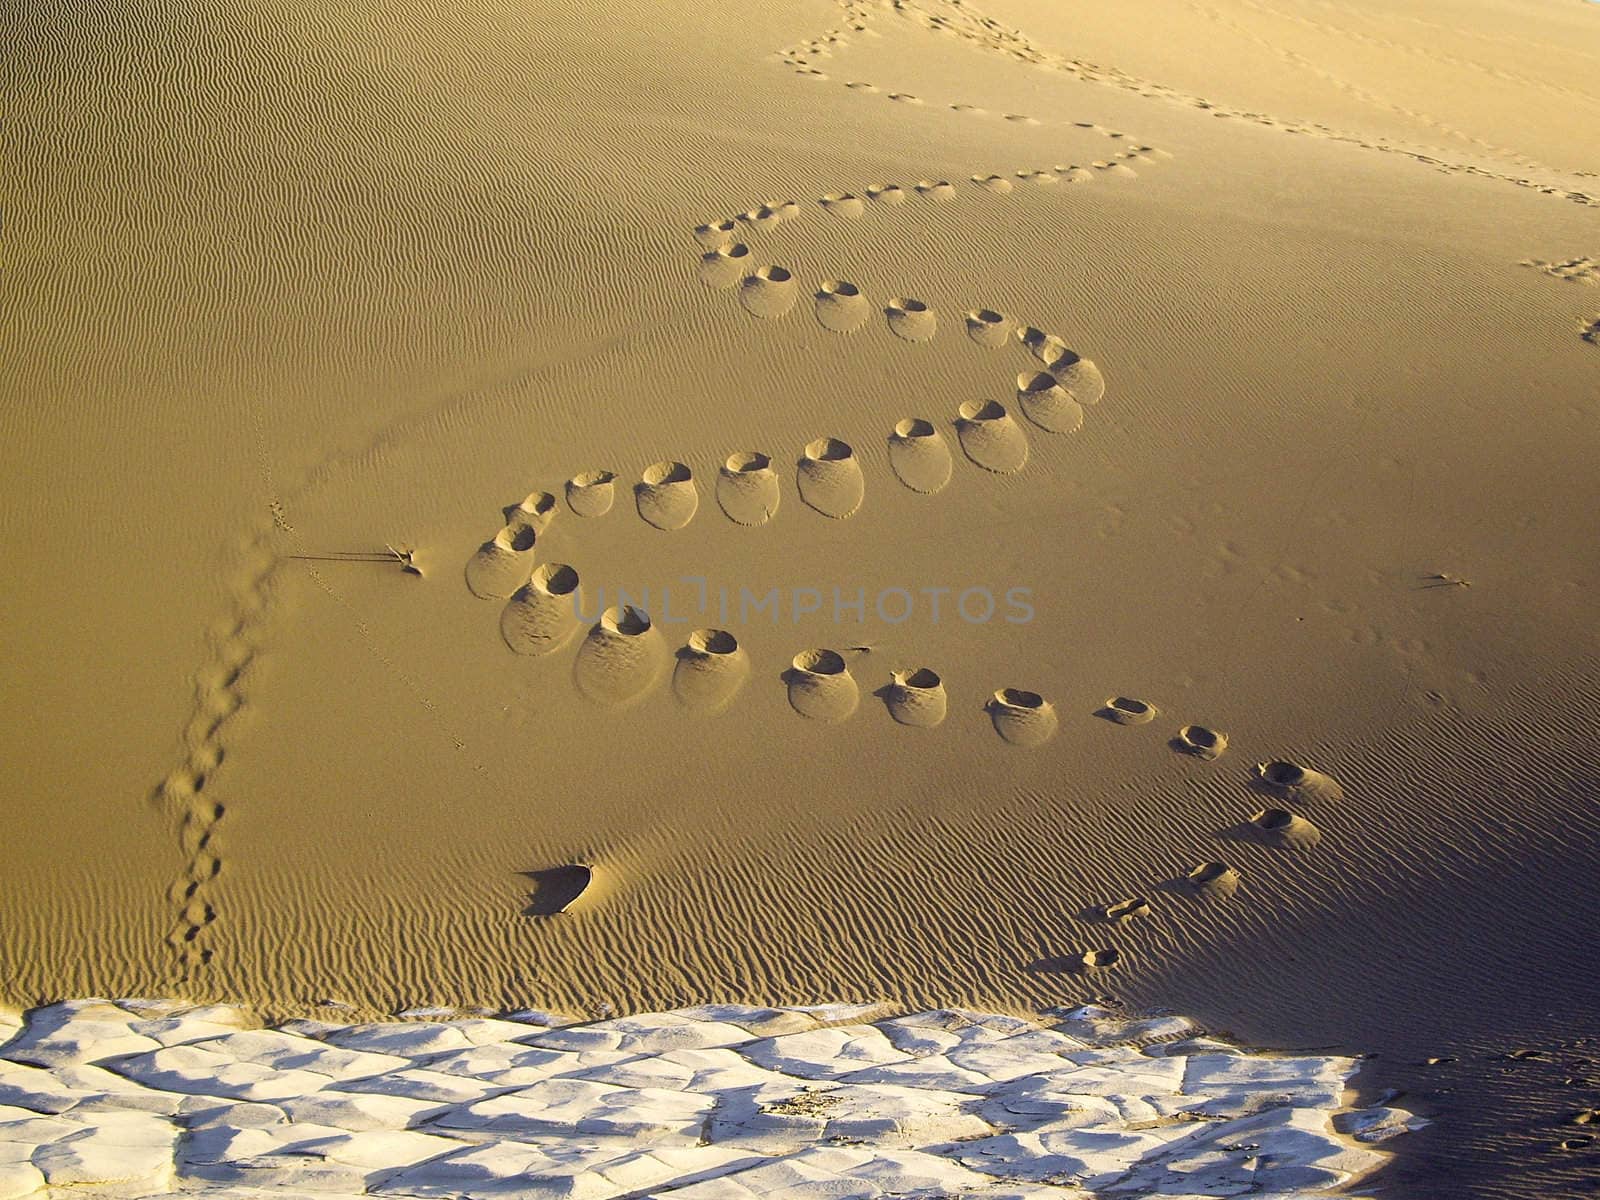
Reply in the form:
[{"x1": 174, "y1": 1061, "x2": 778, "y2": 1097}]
[
  {"x1": 716, "y1": 451, "x2": 781, "y2": 526},
  {"x1": 884, "y1": 667, "x2": 948, "y2": 728},
  {"x1": 956, "y1": 400, "x2": 1029, "y2": 473},
  {"x1": 1016, "y1": 370, "x2": 1085, "y2": 434},
  {"x1": 740, "y1": 265, "x2": 798, "y2": 319},
  {"x1": 501, "y1": 563, "x2": 583, "y2": 657},
  {"x1": 886, "y1": 297, "x2": 937, "y2": 343},
  {"x1": 1251, "y1": 807, "x2": 1323, "y2": 849},
  {"x1": 1187, "y1": 861, "x2": 1242, "y2": 899},
  {"x1": 698, "y1": 242, "x2": 752, "y2": 288},
  {"x1": 886, "y1": 417, "x2": 954, "y2": 496},
  {"x1": 965, "y1": 308, "x2": 1012, "y2": 348},
  {"x1": 673, "y1": 628, "x2": 750, "y2": 715},
  {"x1": 786, "y1": 649, "x2": 860, "y2": 722},
  {"x1": 565, "y1": 471, "x2": 616, "y2": 518},
  {"x1": 574, "y1": 605, "x2": 668, "y2": 707},
  {"x1": 988, "y1": 688, "x2": 1058, "y2": 746},
  {"x1": 465, "y1": 524, "x2": 537, "y2": 600},
  {"x1": 1255, "y1": 759, "x2": 1345, "y2": 804},
  {"x1": 796, "y1": 437, "x2": 865, "y2": 519},
  {"x1": 820, "y1": 192, "x2": 866, "y2": 219},
  {"x1": 815, "y1": 279, "x2": 871, "y2": 333},
  {"x1": 635, "y1": 461, "x2": 699, "y2": 531}
]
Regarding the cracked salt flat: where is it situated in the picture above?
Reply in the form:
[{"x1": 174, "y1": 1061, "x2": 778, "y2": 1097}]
[{"x1": 0, "y1": 999, "x2": 1422, "y2": 1198}]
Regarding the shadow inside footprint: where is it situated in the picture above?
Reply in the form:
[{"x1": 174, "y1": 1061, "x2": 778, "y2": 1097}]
[{"x1": 521, "y1": 865, "x2": 594, "y2": 916}]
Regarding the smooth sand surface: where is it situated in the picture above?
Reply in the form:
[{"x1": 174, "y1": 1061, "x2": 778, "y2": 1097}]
[{"x1": 3, "y1": 1, "x2": 1599, "y2": 1196}]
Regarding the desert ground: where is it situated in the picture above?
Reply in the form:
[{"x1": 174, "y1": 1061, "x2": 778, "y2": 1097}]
[{"x1": 3, "y1": 0, "x2": 1599, "y2": 1195}]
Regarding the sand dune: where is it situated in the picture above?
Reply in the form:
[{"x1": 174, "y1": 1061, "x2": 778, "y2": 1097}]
[{"x1": 3, "y1": 0, "x2": 1599, "y2": 1196}]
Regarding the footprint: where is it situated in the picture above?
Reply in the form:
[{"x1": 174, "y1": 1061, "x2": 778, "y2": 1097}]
[
  {"x1": 565, "y1": 470, "x2": 616, "y2": 517},
  {"x1": 1056, "y1": 166, "x2": 1095, "y2": 184},
  {"x1": 524, "y1": 864, "x2": 594, "y2": 916},
  {"x1": 739, "y1": 204, "x2": 783, "y2": 231},
  {"x1": 987, "y1": 687, "x2": 1058, "y2": 746},
  {"x1": 888, "y1": 92, "x2": 922, "y2": 104},
  {"x1": 887, "y1": 417, "x2": 954, "y2": 494},
  {"x1": 955, "y1": 400, "x2": 1029, "y2": 473},
  {"x1": 574, "y1": 605, "x2": 668, "y2": 706},
  {"x1": 972, "y1": 173, "x2": 1014, "y2": 194},
  {"x1": 500, "y1": 563, "x2": 583, "y2": 657},
  {"x1": 866, "y1": 183, "x2": 905, "y2": 204},
  {"x1": 465, "y1": 524, "x2": 537, "y2": 600},
  {"x1": 672, "y1": 628, "x2": 750, "y2": 715},
  {"x1": 820, "y1": 192, "x2": 866, "y2": 219},
  {"x1": 884, "y1": 667, "x2": 948, "y2": 728},
  {"x1": 965, "y1": 308, "x2": 1012, "y2": 348},
  {"x1": 1175, "y1": 725, "x2": 1228, "y2": 761},
  {"x1": 1250, "y1": 807, "x2": 1323, "y2": 849},
  {"x1": 1046, "y1": 350, "x2": 1107, "y2": 406},
  {"x1": 694, "y1": 220, "x2": 736, "y2": 248},
  {"x1": 714, "y1": 451, "x2": 781, "y2": 526},
  {"x1": 886, "y1": 297, "x2": 937, "y2": 342},
  {"x1": 815, "y1": 279, "x2": 871, "y2": 333},
  {"x1": 1003, "y1": 113, "x2": 1040, "y2": 125},
  {"x1": 506, "y1": 490, "x2": 558, "y2": 535},
  {"x1": 1095, "y1": 160, "x2": 1137, "y2": 179},
  {"x1": 635, "y1": 461, "x2": 699, "y2": 531},
  {"x1": 786, "y1": 649, "x2": 860, "y2": 722},
  {"x1": 1104, "y1": 897, "x2": 1152, "y2": 922},
  {"x1": 1255, "y1": 760, "x2": 1345, "y2": 803},
  {"x1": 698, "y1": 242, "x2": 752, "y2": 288},
  {"x1": 740, "y1": 266, "x2": 798, "y2": 319},
  {"x1": 1100, "y1": 696, "x2": 1158, "y2": 725},
  {"x1": 845, "y1": 81, "x2": 878, "y2": 92},
  {"x1": 916, "y1": 179, "x2": 956, "y2": 201},
  {"x1": 796, "y1": 437, "x2": 864, "y2": 519},
  {"x1": 1079, "y1": 947, "x2": 1121, "y2": 970},
  {"x1": 1018, "y1": 169, "x2": 1058, "y2": 184},
  {"x1": 1186, "y1": 861, "x2": 1241, "y2": 899},
  {"x1": 776, "y1": 200, "x2": 802, "y2": 220},
  {"x1": 1015, "y1": 370, "x2": 1085, "y2": 433}
]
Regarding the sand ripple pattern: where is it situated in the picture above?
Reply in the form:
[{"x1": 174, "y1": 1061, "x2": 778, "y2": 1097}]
[{"x1": 0, "y1": 997, "x2": 1418, "y2": 1198}]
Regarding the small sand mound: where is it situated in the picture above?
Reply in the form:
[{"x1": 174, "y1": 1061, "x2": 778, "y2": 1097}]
[
  {"x1": 1016, "y1": 370, "x2": 1085, "y2": 434},
  {"x1": 565, "y1": 470, "x2": 616, "y2": 518},
  {"x1": 464, "y1": 524, "x2": 537, "y2": 600},
  {"x1": 815, "y1": 279, "x2": 870, "y2": 333},
  {"x1": 574, "y1": 605, "x2": 667, "y2": 706},
  {"x1": 1251, "y1": 807, "x2": 1323, "y2": 849},
  {"x1": 1102, "y1": 696, "x2": 1158, "y2": 725},
  {"x1": 956, "y1": 400, "x2": 1029, "y2": 473},
  {"x1": 972, "y1": 173, "x2": 1014, "y2": 194},
  {"x1": 915, "y1": 179, "x2": 956, "y2": 201},
  {"x1": 965, "y1": 308, "x2": 1012, "y2": 349},
  {"x1": 988, "y1": 688, "x2": 1058, "y2": 746},
  {"x1": 886, "y1": 297, "x2": 936, "y2": 343},
  {"x1": 716, "y1": 451, "x2": 781, "y2": 526},
  {"x1": 886, "y1": 667, "x2": 947, "y2": 728},
  {"x1": 500, "y1": 563, "x2": 582, "y2": 656},
  {"x1": 672, "y1": 628, "x2": 750, "y2": 715},
  {"x1": 524, "y1": 864, "x2": 593, "y2": 916},
  {"x1": 1255, "y1": 760, "x2": 1345, "y2": 804},
  {"x1": 820, "y1": 192, "x2": 865, "y2": 219},
  {"x1": 740, "y1": 265, "x2": 798, "y2": 319},
  {"x1": 697, "y1": 242, "x2": 751, "y2": 288},
  {"x1": 1176, "y1": 725, "x2": 1229, "y2": 761},
  {"x1": 866, "y1": 183, "x2": 905, "y2": 204},
  {"x1": 693, "y1": 220, "x2": 736, "y2": 248},
  {"x1": 1187, "y1": 861, "x2": 1241, "y2": 899},
  {"x1": 786, "y1": 649, "x2": 859, "y2": 723},
  {"x1": 635, "y1": 461, "x2": 699, "y2": 530},
  {"x1": 796, "y1": 437, "x2": 864, "y2": 519},
  {"x1": 1105, "y1": 897, "x2": 1151, "y2": 922},
  {"x1": 887, "y1": 417, "x2": 953, "y2": 494}
]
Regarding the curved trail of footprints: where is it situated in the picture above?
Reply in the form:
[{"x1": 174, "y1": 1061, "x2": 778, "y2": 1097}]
[
  {"x1": 462, "y1": 0, "x2": 1349, "y2": 969},
  {"x1": 145, "y1": 0, "x2": 1350, "y2": 980}
]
